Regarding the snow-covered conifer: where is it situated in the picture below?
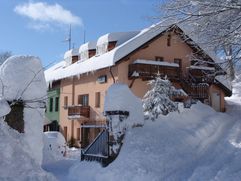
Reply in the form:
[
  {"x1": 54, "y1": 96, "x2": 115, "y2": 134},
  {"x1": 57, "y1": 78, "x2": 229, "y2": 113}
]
[{"x1": 143, "y1": 75, "x2": 185, "y2": 120}]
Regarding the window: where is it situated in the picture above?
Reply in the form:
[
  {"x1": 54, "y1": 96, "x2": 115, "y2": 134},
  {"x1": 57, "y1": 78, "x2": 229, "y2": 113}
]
[
  {"x1": 77, "y1": 128, "x2": 80, "y2": 140},
  {"x1": 64, "y1": 96, "x2": 68, "y2": 108},
  {"x1": 95, "y1": 92, "x2": 101, "y2": 108},
  {"x1": 72, "y1": 55, "x2": 78, "y2": 64},
  {"x1": 97, "y1": 75, "x2": 107, "y2": 84},
  {"x1": 55, "y1": 97, "x2": 59, "y2": 112},
  {"x1": 174, "y1": 59, "x2": 182, "y2": 73},
  {"x1": 155, "y1": 56, "x2": 164, "y2": 61},
  {"x1": 174, "y1": 58, "x2": 182, "y2": 66},
  {"x1": 49, "y1": 98, "x2": 53, "y2": 112},
  {"x1": 167, "y1": 34, "x2": 171, "y2": 46},
  {"x1": 78, "y1": 94, "x2": 89, "y2": 106},
  {"x1": 88, "y1": 49, "x2": 96, "y2": 58},
  {"x1": 107, "y1": 41, "x2": 117, "y2": 51}
]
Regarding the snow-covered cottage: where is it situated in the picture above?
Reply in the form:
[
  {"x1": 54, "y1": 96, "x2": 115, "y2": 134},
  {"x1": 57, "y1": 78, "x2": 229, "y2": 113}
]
[{"x1": 45, "y1": 23, "x2": 232, "y2": 148}]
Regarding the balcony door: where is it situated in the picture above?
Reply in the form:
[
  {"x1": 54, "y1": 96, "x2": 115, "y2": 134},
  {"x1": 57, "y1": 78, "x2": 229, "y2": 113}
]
[{"x1": 78, "y1": 94, "x2": 89, "y2": 106}]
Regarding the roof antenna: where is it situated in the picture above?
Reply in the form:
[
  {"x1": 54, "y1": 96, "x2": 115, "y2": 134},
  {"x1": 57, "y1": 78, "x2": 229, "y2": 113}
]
[
  {"x1": 63, "y1": 24, "x2": 72, "y2": 50},
  {"x1": 83, "y1": 29, "x2": 86, "y2": 43}
]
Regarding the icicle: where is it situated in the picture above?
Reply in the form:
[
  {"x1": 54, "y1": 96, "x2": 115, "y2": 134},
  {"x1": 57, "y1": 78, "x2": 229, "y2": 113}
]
[
  {"x1": 77, "y1": 74, "x2": 80, "y2": 79},
  {"x1": 49, "y1": 80, "x2": 53, "y2": 89}
]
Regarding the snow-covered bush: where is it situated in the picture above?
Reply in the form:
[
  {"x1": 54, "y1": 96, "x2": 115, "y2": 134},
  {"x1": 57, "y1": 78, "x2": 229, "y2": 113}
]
[{"x1": 143, "y1": 75, "x2": 186, "y2": 120}]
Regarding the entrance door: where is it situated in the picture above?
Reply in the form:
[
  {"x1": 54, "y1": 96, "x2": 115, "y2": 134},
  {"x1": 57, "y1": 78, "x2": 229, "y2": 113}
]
[
  {"x1": 64, "y1": 126, "x2": 68, "y2": 141},
  {"x1": 81, "y1": 128, "x2": 90, "y2": 148},
  {"x1": 212, "y1": 92, "x2": 221, "y2": 112}
]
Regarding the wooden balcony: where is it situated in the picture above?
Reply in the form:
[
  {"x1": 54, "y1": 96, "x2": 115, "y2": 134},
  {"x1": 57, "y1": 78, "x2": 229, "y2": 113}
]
[
  {"x1": 181, "y1": 79, "x2": 209, "y2": 99},
  {"x1": 188, "y1": 84, "x2": 209, "y2": 99},
  {"x1": 188, "y1": 66, "x2": 215, "y2": 84},
  {"x1": 68, "y1": 105, "x2": 90, "y2": 119},
  {"x1": 128, "y1": 62, "x2": 180, "y2": 81}
]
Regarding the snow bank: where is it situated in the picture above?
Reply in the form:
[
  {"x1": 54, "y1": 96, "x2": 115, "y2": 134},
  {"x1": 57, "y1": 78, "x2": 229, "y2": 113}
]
[
  {"x1": 0, "y1": 56, "x2": 47, "y2": 165},
  {"x1": 0, "y1": 120, "x2": 56, "y2": 181},
  {"x1": 68, "y1": 101, "x2": 241, "y2": 181},
  {"x1": 0, "y1": 97, "x2": 10, "y2": 117},
  {"x1": 43, "y1": 131, "x2": 67, "y2": 165},
  {"x1": 104, "y1": 83, "x2": 144, "y2": 131}
]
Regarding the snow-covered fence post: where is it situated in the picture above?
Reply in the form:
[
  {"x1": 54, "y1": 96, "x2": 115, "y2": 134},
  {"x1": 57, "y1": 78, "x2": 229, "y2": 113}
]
[
  {"x1": 105, "y1": 110, "x2": 129, "y2": 157},
  {"x1": 104, "y1": 83, "x2": 144, "y2": 163}
]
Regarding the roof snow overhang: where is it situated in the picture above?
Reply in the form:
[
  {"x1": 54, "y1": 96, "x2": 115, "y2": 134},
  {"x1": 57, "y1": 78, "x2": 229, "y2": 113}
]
[{"x1": 45, "y1": 23, "x2": 232, "y2": 95}]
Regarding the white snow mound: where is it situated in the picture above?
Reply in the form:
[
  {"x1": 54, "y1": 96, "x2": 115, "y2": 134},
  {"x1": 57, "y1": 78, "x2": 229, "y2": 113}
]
[
  {"x1": 43, "y1": 131, "x2": 67, "y2": 164},
  {"x1": 0, "y1": 121, "x2": 56, "y2": 181},
  {"x1": 69, "y1": 102, "x2": 241, "y2": 181},
  {"x1": 0, "y1": 55, "x2": 52, "y2": 180},
  {"x1": 104, "y1": 83, "x2": 144, "y2": 129}
]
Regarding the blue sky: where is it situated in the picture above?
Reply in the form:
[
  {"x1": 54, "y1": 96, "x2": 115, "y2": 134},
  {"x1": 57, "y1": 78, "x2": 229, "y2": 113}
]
[{"x1": 0, "y1": 0, "x2": 160, "y2": 67}]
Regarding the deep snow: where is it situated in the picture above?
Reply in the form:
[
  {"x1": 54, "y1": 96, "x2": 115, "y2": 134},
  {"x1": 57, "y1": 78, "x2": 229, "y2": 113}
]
[
  {"x1": 0, "y1": 56, "x2": 54, "y2": 181},
  {"x1": 1, "y1": 57, "x2": 241, "y2": 180},
  {"x1": 42, "y1": 79, "x2": 241, "y2": 181},
  {"x1": 68, "y1": 102, "x2": 241, "y2": 181}
]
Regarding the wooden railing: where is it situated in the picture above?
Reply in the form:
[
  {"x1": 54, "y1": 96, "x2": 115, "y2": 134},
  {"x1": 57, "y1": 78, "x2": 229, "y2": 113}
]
[
  {"x1": 181, "y1": 79, "x2": 209, "y2": 99},
  {"x1": 128, "y1": 63, "x2": 180, "y2": 81},
  {"x1": 68, "y1": 105, "x2": 90, "y2": 118},
  {"x1": 188, "y1": 70, "x2": 214, "y2": 84}
]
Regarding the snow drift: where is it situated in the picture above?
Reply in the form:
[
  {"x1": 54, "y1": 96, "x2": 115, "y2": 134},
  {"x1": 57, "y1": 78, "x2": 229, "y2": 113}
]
[
  {"x1": 69, "y1": 102, "x2": 241, "y2": 181},
  {"x1": 0, "y1": 56, "x2": 54, "y2": 180},
  {"x1": 104, "y1": 83, "x2": 144, "y2": 129},
  {"x1": 43, "y1": 131, "x2": 67, "y2": 165}
]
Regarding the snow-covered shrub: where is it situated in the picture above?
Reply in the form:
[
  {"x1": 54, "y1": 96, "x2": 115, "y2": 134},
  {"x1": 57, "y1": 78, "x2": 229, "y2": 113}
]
[{"x1": 143, "y1": 75, "x2": 186, "y2": 120}]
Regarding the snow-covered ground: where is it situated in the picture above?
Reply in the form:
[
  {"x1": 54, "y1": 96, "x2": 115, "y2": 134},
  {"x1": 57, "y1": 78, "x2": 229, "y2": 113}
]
[
  {"x1": 42, "y1": 78, "x2": 241, "y2": 181},
  {"x1": 1, "y1": 57, "x2": 241, "y2": 180}
]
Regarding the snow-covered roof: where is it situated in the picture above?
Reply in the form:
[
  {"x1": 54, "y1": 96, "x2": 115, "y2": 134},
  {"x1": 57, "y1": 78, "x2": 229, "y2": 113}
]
[
  {"x1": 79, "y1": 41, "x2": 97, "y2": 53},
  {"x1": 215, "y1": 75, "x2": 232, "y2": 95},
  {"x1": 97, "y1": 31, "x2": 139, "y2": 47},
  {"x1": 45, "y1": 24, "x2": 167, "y2": 83},
  {"x1": 64, "y1": 48, "x2": 79, "y2": 59},
  {"x1": 45, "y1": 22, "x2": 232, "y2": 93},
  {"x1": 133, "y1": 59, "x2": 179, "y2": 67}
]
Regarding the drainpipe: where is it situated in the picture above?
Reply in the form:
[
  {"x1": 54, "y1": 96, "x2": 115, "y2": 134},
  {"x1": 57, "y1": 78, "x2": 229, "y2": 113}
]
[
  {"x1": 71, "y1": 76, "x2": 75, "y2": 144},
  {"x1": 109, "y1": 67, "x2": 115, "y2": 84}
]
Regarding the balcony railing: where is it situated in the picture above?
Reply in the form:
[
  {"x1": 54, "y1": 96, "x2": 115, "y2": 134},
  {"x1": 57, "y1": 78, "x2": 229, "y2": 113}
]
[
  {"x1": 128, "y1": 63, "x2": 180, "y2": 81},
  {"x1": 68, "y1": 105, "x2": 90, "y2": 119},
  {"x1": 181, "y1": 79, "x2": 209, "y2": 99}
]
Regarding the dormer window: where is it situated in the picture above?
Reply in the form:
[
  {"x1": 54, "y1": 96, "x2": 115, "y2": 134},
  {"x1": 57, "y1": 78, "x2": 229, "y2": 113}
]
[
  {"x1": 96, "y1": 43, "x2": 108, "y2": 55},
  {"x1": 108, "y1": 41, "x2": 117, "y2": 51},
  {"x1": 72, "y1": 55, "x2": 79, "y2": 64},
  {"x1": 88, "y1": 49, "x2": 96, "y2": 58},
  {"x1": 79, "y1": 41, "x2": 97, "y2": 60}
]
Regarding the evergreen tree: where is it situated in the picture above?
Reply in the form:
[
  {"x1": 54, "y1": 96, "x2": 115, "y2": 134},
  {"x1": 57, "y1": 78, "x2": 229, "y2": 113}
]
[{"x1": 143, "y1": 75, "x2": 185, "y2": 120}]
